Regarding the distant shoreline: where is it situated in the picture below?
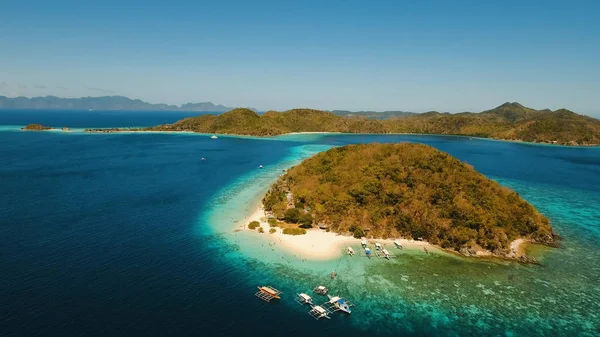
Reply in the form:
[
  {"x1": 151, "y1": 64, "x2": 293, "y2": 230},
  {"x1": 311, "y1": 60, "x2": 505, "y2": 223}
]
[{"x1": 13, "y1": 126, "x2": 600, "y2": 147}]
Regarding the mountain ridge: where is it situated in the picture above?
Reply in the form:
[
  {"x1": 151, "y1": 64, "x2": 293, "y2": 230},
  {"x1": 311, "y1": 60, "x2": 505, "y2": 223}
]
[{"x1": 0, "y1": 95, "x2": 253, "y2": 112}]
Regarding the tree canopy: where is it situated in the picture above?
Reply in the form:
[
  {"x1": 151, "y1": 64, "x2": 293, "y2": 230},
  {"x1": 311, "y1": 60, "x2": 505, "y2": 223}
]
[
  {"x1": 263, "y1": 143, "x2": 557, "y2": 256},
  {"x1": 148, "y1": 102, "x2": 600, "y2": 146}
]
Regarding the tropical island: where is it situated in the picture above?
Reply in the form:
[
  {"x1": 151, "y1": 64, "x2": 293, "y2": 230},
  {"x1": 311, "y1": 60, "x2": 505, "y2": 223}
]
[
  {"x1": 141, "y1": 102, "x2": 599, "y2": 146},
  {"x1": 22, "y1": 124, "x2": 54, "y2": 131},
  {"x1": 21, "y1": 102, "x2": 600, "y2": 146},
  {"x1": 255, "y1": 143, "x2": 558, "y2": 261}
]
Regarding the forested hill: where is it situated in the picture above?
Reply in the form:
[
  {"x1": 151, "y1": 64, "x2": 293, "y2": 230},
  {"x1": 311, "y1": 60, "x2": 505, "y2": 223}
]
[
  {"x1": 151, "y1": 102, "x2": 600, "y2": 145},
  {"x1": 262, "y1": 143, "x2": 558, "y2": 258}
]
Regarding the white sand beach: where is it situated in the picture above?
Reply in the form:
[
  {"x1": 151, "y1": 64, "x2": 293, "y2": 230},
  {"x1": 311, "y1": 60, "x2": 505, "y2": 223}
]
[{"x1": 239, "y1": 204, "x2": 432, "y2": 260}]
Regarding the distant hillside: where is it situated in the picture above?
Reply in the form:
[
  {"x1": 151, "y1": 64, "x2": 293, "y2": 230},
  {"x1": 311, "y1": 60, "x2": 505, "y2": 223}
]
[
  {"x1": 0, "y1": 95, "x2": 248, "y2": 112},
  {"x1": 262, "y1": 143, "x2": 557, "y2": 259},
  {"x1": 330, "y1": 110, "x2": 415, "y2": 120},
  {"x1": 149, "y1": 103, "x2": 600, "y2": 145}
]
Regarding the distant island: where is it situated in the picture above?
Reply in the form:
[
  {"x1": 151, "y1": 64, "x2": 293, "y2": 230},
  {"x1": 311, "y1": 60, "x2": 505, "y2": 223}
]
[
  {"x1": 262, "y1": 143, "x2": 558, "y2": 261},
  {"x1": 22, "y1": 123, "x2": 54, "y2": 131},
  {"x1": 19, "y1": 101, "x2": 600, "y2": 145},
  {"x1": 141, "y1": 102, "x2": 600, "y2": 145},
  {"x1": 0, "y1": 95, "x2": 250, "y2": 112}
]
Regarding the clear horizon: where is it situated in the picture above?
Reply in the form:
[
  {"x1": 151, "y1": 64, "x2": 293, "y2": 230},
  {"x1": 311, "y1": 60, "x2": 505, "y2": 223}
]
[{"x1": 1, "y1": 0, "x2": 599, "y2": 116}]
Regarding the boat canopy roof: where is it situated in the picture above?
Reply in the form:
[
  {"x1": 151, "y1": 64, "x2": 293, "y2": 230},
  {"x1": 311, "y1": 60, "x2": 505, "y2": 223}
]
[
  {"x1": 300, "y1": 293, "x2": 311, "y2": 300},
  {"x1": 314, "y1": 306, "x2": 327, "y2": 314}
]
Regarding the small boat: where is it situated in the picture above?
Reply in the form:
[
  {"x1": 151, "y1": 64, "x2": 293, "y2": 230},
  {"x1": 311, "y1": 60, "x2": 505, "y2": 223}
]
[
  {"x1": 347, "y1": 247, "x2": 355, "y2": 256},
  {"x1": 375, "y1": 242, "x2": 382, "y2": 250},
  {"x1": 327, "y1": 295, "x2": 352, "y2": 314},
  {"x1": 259, "y1": 165, "x2": 263, "y2": 169},
  {"x1": 210, "y1": 135, "x2": 218, "y2": 139},
  {"x1": 365, "y1": 247, "x2": 371, "y2": 258},
  {"x1": 394, "y1": 239, "x2": 403, "y2": 249},
  {"x1": 201, "y1": 157, "x2": 206, "y2": 161},
  {"x1": 313, "y1": 285, "x2": 328, "y2": 295},
  {"x1": 331, "y1": 271, "x2": 337, "y2": 279},
  {"x1": 361, "y1": 238, "x2": 367, "y2": 247},
  {"x1": 308, "y1": 305, "x2": 331, "y2": 320},
  {"x1": 255, "y1": 286, "x2": 283, "y2": 302},
  {"x1": 382, "y1": 249, "x2": 391, "y2": 260},
  {"x1": 295, "y1": 293, "x2": 313, "y2": 306}
]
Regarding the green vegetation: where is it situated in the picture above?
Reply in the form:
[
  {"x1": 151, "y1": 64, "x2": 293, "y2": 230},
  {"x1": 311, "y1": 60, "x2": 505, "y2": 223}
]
[
  {"x1": 263, "y1": 143, "x2": 558, "y2": 257},
  {"x1": 148, "y1": 102, "x2": 600, "y2": 145},
  {"x1": 269, "y1": 228, "x2": 276, "y2": 234},
  {"x1": 248, "y1": 221, "x2": 260, "y2": 230},
  {"x1": 22, "y1": 124, "x2": 53, "y2": 131},
  {"x1": 257, "y1": 227, "x2": 264, "y2": 233},
  {"x1": 282, "y1": 228, "x2": 307, "y2": 235},
  {"x1": 268, "y1": 218, "x2": 278, "y2": 227}
]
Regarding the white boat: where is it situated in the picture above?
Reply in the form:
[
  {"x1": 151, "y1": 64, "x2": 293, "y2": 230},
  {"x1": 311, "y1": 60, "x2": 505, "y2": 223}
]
[
  {"x1": 382, "y1": 249, "x2": 391, "y2": 259},
  {"x1": 313, "y1": 285, "x2": 328, "y2": 295},
  {"x1": 327, "y1": 295, "x2": 352, "y2": 314},
  {"x1": 210, "y1": 135, "x2": 218, "y2": 139},
  {"x1": 259, "y1": 165, "x2": 263, "y2": 169},
  {"x1": 347, "y1": 247, "x2": 355, "y2": 256},
  {"x1": 394, "y1": 239, "x2": 403, "y2": 248},
  {"x1": 375, "y1": 242, "x2": 382, "y2": 250},
  {"x1": 295, "y1": 293, "x2": 313, "y2": 306},
  {"x1": 361, "y1": 238, "x2": 367, "y2": 247},
  {"x1": 308, "y1": 305, "x2": 331, "y2": 320}
]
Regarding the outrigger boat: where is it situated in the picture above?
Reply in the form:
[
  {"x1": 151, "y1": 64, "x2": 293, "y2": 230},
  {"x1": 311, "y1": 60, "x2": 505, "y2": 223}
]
[
  {"x1": 347, "y1": 247, "x2": 355, "y2": 256},
  {"x1": 382, "y1": 248, "x2": 391, "y2": 260},
  {"x1": 324, "y1": 295, "x2": 353, "y2": 314},
  {"x1": 394, "y1": 239, "x2": 403, "y2": 249},
  {"x1": 375, "y1": 242, "x2": 382, "y2": 250},
  {"x1": 308, "y1": 305, "x2": 331, "y2": 320},
  {"x1": 255, "y1": 286, "x2": 283, "y2": 302},
  {"x1": 313, "y1": 285, "x2": 328, "y2": 295},
  {"x1": 364, "y1": 247, "x2": 371, "y2": 258},
  {"x1": 295, "y1": 293, "x2": 313, "y2": 306},
  {"x1": 361, "y1": 238, "x2": 367, "y2": 247}
]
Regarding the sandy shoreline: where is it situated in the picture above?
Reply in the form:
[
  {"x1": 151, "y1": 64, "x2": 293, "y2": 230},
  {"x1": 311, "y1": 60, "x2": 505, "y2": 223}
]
[
  {"x1": 238, "y1": 203, "x2": 531, "y2": 262},
  {"x1": 239, "y1": 204, "x2": 432, "y2": 260}
]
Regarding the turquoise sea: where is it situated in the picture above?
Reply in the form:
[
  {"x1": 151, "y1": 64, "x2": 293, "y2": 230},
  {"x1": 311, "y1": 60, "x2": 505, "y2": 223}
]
[{"x1": 1, "y1": 110, "x2": 599, "y2": 336}]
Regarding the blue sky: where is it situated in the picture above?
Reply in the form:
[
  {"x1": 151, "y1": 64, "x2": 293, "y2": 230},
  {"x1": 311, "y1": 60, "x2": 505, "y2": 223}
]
[{"x1": 1, "y1": 0, "x2": 599, "y2": 115}]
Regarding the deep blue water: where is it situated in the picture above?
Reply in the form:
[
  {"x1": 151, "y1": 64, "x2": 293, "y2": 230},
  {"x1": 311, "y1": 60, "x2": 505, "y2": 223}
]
[
  {"x1": 1, "y1": 110, "x2": 599, "y2": 336},
  {"x1": 0, "y1": 109, "x2": 215, "y2": 128}
]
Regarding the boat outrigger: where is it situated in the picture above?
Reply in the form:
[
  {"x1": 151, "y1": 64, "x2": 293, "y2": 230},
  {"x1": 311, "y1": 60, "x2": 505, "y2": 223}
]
[
  {"x1": 308, "y1": 305, "x2": 331, "y2": 320},
  {"x1": 323, "y1": 295, "x2": 353, "y2": 314},
  {"x1": 375, "y1": 248, "x2": 396, "y2": 259},
  {"x1": 255, "y1": 286, "x2": 283, "y2": 302},
  {"x1": 313, "y1": 285, "x2": 328, "y2": 295},
  {"x1": 361, "y1": 247, "x2": 372, "y2": 258},
  {"x1": 295, "y1": 293, "x2": 313, "y2": 306}
]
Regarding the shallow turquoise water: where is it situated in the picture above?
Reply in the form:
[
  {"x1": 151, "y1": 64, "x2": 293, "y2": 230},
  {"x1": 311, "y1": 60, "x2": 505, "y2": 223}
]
[{"x1": 1, "y1": 110, "x2": 599, "y2": 336}]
